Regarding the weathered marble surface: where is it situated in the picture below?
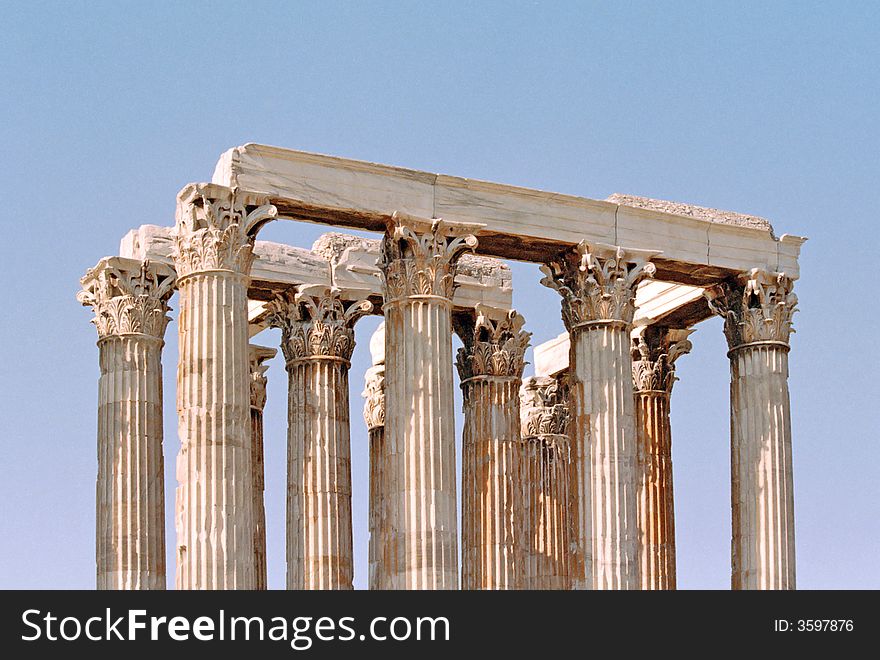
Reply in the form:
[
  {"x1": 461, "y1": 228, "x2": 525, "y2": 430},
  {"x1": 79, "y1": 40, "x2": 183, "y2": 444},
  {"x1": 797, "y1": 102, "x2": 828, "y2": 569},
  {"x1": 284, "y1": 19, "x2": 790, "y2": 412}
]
[
  {"x1": 211, "y1": 143, "x2": 805, "y2": 278},
  {"x1": 456, "y1": 308, "x2": 530, "y2": 590},
  {"x1": 79, "y1": 257, "x2": 175, "y2": 590},
  {"x1": 707, "y1": 269, "x2": 798, "y2": 590},
  {"x1": 120, "y1": 225, "x2": 512, "y2": 313}
]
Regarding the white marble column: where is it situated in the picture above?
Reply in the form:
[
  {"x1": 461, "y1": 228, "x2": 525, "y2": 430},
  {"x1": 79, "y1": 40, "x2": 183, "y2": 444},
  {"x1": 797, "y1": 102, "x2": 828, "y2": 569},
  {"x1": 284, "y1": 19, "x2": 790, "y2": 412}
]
[
  {"x1": 520, "y1": 375, "x2": 572, "y2": 590},
  {"x1": 541, "y1": 242, "x2": 656, "y2": 590},
  {"x1": 707, "y1": 269, "x2": 798, "y2": 590},
  {"x1": 631, "y1": 326, "x2": 692, "y2": 590},
  {"x1": 172, "y1": 183, "x2": 276, "y2": 590},
  {"x1": 362, "y1": 324, "x2": 387, "y2": 590},
  {"x1": 79, "y1": 257, "x2": 175, "y2": 590},
  {"x1": 268, "y1": 287, "x2": 372, "y2": 590},
  {"x1": 379, "y1": 212, "x2": 479, "y2": 590},
  {"x1": 249, "y1": 344, "x2": 276, "y2": 591},
  {"x1": 455, "y1": 307, "x2": 530, "y2": 590}
]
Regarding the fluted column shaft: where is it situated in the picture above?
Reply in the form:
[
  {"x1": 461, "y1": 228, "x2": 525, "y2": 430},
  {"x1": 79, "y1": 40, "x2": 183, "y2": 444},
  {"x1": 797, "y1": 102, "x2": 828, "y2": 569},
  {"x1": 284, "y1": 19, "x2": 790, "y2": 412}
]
[
  {"x1": 520, "y1": 376, "x2": 571, "y2": 590},
  {"x1": 249, "y1": 345, "x2": 275, "y2": 591},
  {"x1": 632, "y1": 327, "x2": 692, "y2": 590},
  {"x1": 172, "y1": 183, "x2": 276, "y2": 589},
  {"x1": 268, "y1": 288, "x2": 372, "y2": 590},
  {"x1": 729, "y1": 345, "x2": 795, "y2": 589},
  {"x1": 635, "y1": 392, "x2": 674, "y2": 589},
  {"x1": 79, "y1": 258, "x2": 175, "y2": 590},
  {"x1": 363, "y1": 363, "x2": 386, "y2": 590},
  {"x1": 368, "y1": 425, "x2": 385, "y2": 589},
  {"x1": 708, "y1": 269, "x2": 798, "y2": 590},
  {"x1": 287, "y1": 358, "x2": 353, "y2": 589},
  {"x1": 541, "y1": 242, "x2": 656, "y2": 590},
  {"x1": 461, "y1": 378, "x2": 524, "y2": 589},
  {"x1": 456, "y1": 308, "x2": 529, "y2": 590},
  {"x1": 379, "y1": 213, "x2": 478, "y2": 590}
]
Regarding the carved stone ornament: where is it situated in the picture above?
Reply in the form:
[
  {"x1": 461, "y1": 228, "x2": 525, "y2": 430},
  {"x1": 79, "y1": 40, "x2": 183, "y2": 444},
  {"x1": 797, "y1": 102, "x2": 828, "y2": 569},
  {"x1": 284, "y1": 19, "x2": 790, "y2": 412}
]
[
  {"x1": 249, "y1": 345, "x2": 276, "y2": 411},
  {"x1": 455, "y1": 305, "x2": 531, "y2": 381},
  {"x1": 705, "y1": 268, "x2": 798, "y2": 351},
  {"x1": 631, "y1": 327, "x2": 694, "y2": 393},
  {"x1": 540, "y1": 241, "x2": 656, "y2": 330},
  {"x1": 362, "y1": 365, "x2": 386, "y2": 430},
  {"x1": 172, "y1": 183, "x2": 277, "y2": 278},
  {"x1": 379, "y1": 212, "x2": 479, "y2": 303},
  {"x1": 78, "y1": 258, "x2": 175, "y2": 340},
  {"x1": 266, "y1": 287, "x2": 373, "y2": 364},
  {"x1": 520, "y1": 375, "x2": 569, "y2": 437}
]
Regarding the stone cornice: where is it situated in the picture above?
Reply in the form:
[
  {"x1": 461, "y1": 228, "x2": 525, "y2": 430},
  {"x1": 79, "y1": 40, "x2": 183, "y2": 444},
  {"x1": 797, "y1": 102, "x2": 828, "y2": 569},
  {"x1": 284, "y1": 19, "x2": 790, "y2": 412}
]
[
  {"x1": 540, "y1": 241, "x2": 657, "y2": 330},
  {"x1": 172, "y1": 183, "x2": 277, "y2": 278},
  {"x1": 78, "y1": 257, "x2": 175, "y2": 340},
  {"x1": 631, "y1": 326, "x2": 694, "y2": 394},
  {"x1": 362, "y1": 364, "x2": 385, "y2": 431},
  {"x1": 455, "y1": 306, "x2": 531, "y2": 381},
  {"x1": 266, "y1": 286, "x2": 372, "y2": 364},
  {"x1": 379, "y1": 212, "x2": 479, "y2": 304},
  {"x1": 705, "y1": 268, "x2": 797, "y2": 352},
  {"x1": 520, "y1": 375, "x2": 569, "y2": 437}
]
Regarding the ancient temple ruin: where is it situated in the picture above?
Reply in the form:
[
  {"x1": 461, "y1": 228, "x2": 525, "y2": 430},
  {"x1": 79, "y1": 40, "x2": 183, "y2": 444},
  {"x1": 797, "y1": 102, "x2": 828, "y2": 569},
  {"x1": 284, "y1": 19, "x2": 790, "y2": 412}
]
[{"x1": 78, "y1": 144, "x2": 804, "y2": 590}]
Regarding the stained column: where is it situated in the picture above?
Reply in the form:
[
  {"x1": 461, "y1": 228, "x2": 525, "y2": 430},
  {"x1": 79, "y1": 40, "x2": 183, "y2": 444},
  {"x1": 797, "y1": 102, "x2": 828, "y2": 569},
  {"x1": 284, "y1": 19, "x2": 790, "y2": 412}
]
[
  {"x1": 78, "y1": 257, "x2": 175, "y2": 590},
  {"x1": 631, "y1": 326, "x2": 692, "y2": 590},
  {"x1": 249, "y1": 345, "x2": 276, "y2": 591},
  {"x1": 707, "y1": 269, "x2": 798, "y2": 590},
  {"x1": 172, "y1": 183, "x2": 276, "y2": 589},
  {"x1": 362, "y1": 324, "x2": 386, "y2": 590},
  {"x1": 267, "y1": 287, "x2": 372, "y2": 590},
  {"x1": 541, "y1": 242, "x2": 656, "y2": 590},
  {"x1": 520, "y1": 375, "x2": 572, "y2": 590},
  {"x1": 379, "y1": 212, "x2": 479, "y2": 590},
  {"x1": 455, "y1": 307, "x2": 530, "y2": 590}
]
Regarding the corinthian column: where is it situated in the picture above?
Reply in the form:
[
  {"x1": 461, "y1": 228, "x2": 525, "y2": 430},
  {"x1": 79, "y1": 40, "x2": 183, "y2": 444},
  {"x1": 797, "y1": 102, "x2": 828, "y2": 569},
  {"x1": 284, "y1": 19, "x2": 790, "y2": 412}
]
[
  {"x1": 631, "y1": 326, "x2": 692, "y2": 590},
  {"x1": 520, "y1": 375, "x2": 572, "y2": 590},
  {"x1": 541, "y1": 242, "x2": 656, "y2": 590},
  {"x1": 379, "y1": 212, "x2": 479, "y2": 590},
  {"x1": 172, "y1": 183, "x2": 276, "y2": 590},
  {"x1": 362, "y1": 324, "x2": 386, "y2": 590},
  {"x1": 707, "y1": 269, "x2": 798, "y2": 590},
  {"x1": 267, "y1": 287, "x2": 372, "y2": 590},
  {"x1": 455, "y1": 307, "x2": 530, "y2": 590},
  {"x1": 78, "y1": 257, "x2": 175, "y2": 590},
  {"x1": 249, "y1": 344, "x2": 276, "y2": 591}
]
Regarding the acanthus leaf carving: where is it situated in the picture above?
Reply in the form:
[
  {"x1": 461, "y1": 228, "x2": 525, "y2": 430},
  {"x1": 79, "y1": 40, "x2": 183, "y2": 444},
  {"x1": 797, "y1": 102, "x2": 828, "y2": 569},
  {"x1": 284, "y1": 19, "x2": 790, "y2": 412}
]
[
  {"x1": 455, "y1": 305, "x2": 531, "y2": 381},
  {"x1": 540, "y1": 241, "x2": 656, "y2": 330},
  {"x1": 249, "y1": 345, "x2": 276, "y2": 411},
  {"x1": 705, "y1": 268, "x2": 797, "y2": 350},
  {"x1": 172, "y1": 183, "x2": 277, "y2": 278},
  {"x1": 78, "y1": 258, "x2": 175, "y2": 340},
  {"x1": 266, "y1": 287, "x2": 373, "y2": 364},
  {"x1": 379, "y1": 212, "x2": 479, "y2": 303},
  {"x1": 362, "y1": 365, "x2": 386, "y2": 431},
  {"x1": 520, "y1": 375, "x2": 570, "y2": 450},
  {"x1": 631, "y1": 326, "x2": 693, "y2": 393}
]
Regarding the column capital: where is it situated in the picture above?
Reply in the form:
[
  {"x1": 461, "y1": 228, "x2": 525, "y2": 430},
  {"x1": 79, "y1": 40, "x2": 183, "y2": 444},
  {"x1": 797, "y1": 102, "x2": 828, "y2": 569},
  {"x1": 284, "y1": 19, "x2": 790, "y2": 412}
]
[
  {"x1": 78, "y1": 257, "x2": 176, "y2": 340},
  {"x1": 266, "y1": 286, "x2": 373, "y2": 365},
  {"x1": 540, "y1": 241, "x2": 657, "y2": 330},
  {"x1": 362, "y1": 365, "x2": 386, "y2": 431},
  {"x1": 249, "y1": 345, "x2": 276, "y2": 412},
  {"x1": 705, "y1": 268, "x2": 798, "y2": 352},
  {"x1": 520, "y1": 375, "x2": 569, "y2": 438},
  {"x1": 379, "y1": 211, "x2": 480, "y2": 304},
  {"x1": 631, "y1": 326, "x2": 694, "y2": 394},
  {"x1": 172, "y1": 183, "x2": 277, "y2": 278},
  {"x1": 455, "y1": 306, "x2": 531, "y2": 381}
]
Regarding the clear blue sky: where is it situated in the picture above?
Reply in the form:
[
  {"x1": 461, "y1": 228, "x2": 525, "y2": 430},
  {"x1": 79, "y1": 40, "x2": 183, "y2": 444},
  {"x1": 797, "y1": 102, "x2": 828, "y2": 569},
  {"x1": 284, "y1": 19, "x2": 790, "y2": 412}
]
[{"x1": 1, "y1": 1, "x2": 877, "y2": 589}]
